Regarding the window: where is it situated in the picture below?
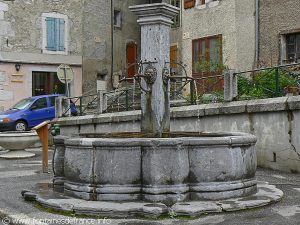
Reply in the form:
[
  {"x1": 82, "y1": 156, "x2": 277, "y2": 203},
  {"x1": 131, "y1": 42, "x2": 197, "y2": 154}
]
[
  {"x1": 184, "y1": 0, "x2": 219, "y2": 9},
  {"x1": 32, "y1": 98, "x2": 47, "y2": 110},
  {"x1": 46, "y1": 17, "x2": 65, "y2": 51},
  {"x1": 198, "y1": 0, "x2": 218, "y2": 5},
  {"x1": 170, "y1": 0, "x2": 180, "y2": 28},
  {"x1": 184, "y1": 0, "x2": 195, "y2": 9},
  {"x1": 42, "y1": 13, "x2": 68, "y2": 54},
  {"x1": 32, "y1": 72, "x2": 64, "y2": 96},
  {"x1": 114, "y1": 10, "x2": 122, "y2": 28},
  {"x1": 49, "y1": 96, "x2": 57, "y2": 107},
  {"x1": 192, "y1": 35, "x2": 222, "y2": 75},
  {"x1": 285, "y1": 33, "x2": 300, "y2": 63}
]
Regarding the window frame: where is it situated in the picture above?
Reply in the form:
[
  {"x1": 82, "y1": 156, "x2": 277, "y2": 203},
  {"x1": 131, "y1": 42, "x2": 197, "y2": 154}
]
[
  {"x1": 42, "y1": 12, "x2": 69, "y2": 55},
  {"x1": 170, "y1": 0, "x2": 181, "y2": 28},
  {"x1": 114, "y1": 9, "x2": 122, "y2": 29},
  {"x1": 192, "y1": 34, "x2": 222, "y2": 77},
  {"x1": 285, "y1": 33, "x2": 300, "y2": 63}
]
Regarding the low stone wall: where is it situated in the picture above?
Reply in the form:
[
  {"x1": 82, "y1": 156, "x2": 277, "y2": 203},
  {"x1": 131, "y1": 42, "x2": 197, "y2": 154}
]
[{"x1": 55, "y1": 96, "x2": 300, "y2": 173}]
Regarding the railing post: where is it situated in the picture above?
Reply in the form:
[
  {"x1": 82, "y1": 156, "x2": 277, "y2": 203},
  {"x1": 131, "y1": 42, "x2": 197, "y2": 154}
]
[
  {"x1": 79, "y1": 96, "x2": 83, "y2": 116},
  {"x1": 125, "y1": 90, "x2": 129, "y2": 111},
  {"x1": 224, "y1": 69, "x2": 236, "y2": 102},
  {"x1": 190, "y1": 80, "x2": 196, "y2": 105},
  {"x1": 55, "y1": 96, "x2": 63, "y2": 118},
  {"x1": 62, "y1": 97, "x2": 71, "y2": 117},
  {"x1": 275, "y1": 67, "x2": 280, "y2": 96},
  {"x1": 97, "y1": 91, "x2": 106, "y2": 114}
]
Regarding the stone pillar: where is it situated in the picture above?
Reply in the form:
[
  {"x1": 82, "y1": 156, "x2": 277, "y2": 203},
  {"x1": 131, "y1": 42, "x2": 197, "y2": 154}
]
[
  {"x1": 55, "y1": 97, "x2": 63, "y2": 118},
  {"x1": 224, "y1": 70, "x2": 237, "y2": 102},
  {"x1": 130, "y1": 3, "x2": 180, "y2": 137}
]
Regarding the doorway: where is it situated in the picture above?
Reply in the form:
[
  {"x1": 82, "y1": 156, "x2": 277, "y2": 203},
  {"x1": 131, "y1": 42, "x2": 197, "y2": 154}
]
[{"x1": 126, "y1": 42, "x2": 137, "y2": 78}]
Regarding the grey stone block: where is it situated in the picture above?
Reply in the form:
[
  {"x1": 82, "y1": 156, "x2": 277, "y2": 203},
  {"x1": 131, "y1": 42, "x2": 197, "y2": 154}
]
[
  {"x1": 246, "y1": 97, "x2": 288, "y2": 113},
  {"x1": 287, "y1": 95, "x2": 300, "y2": 110},
  {"x1": 172, "y1": 201, "x2": 222, "y2": 217},
  {"x1": 64, "y1": 144, "x2": 94, "y2": 184},
  {"x1": 217, "y1": 183, "x2": 283, "y2": 211},
  {"x1": 53, "y1": 136, "x2": 68, "y2": 180},
  {"x1": 220, "y1": 101, "x2": 247, "y2": 114},
  {"x1": 171, "y1": 105, "x2": 205, "y2": 118},
  {"x1": 204, "y1": 103, "x2": 223, "y2": 116},
  {"x1": 142, "y1": 141, "x2": 189, "y2": 186}
]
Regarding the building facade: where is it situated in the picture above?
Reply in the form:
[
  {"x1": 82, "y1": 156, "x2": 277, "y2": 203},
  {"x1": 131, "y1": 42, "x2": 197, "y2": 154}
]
[
  {"x1": 81, "y1": 0, "x2": 146, "y2": 94},
  {"x1": 259, "y1": 0, "x2": 300, "y2": 66},
  {"x1": 181, "y1": 0, "x2": 256, "y2": 79},
  {"x1": 0, "y1": 0, "x2": 83, "y2": 110}
]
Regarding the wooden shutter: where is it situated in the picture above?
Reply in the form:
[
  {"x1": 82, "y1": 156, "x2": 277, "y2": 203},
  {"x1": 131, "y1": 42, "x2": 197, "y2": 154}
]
[
  {"x1": 184, "y1": 0, "x2": 195, "y2": 9},
  {"x1": 46, "y1": 17, "x2": 56, "y2": 51},
  {"x1": 170, "y1": 45, "x2": 177, "y2": 69},
  {"x1": 58, "y1": 18, "x2": 65, "y2": 51}
]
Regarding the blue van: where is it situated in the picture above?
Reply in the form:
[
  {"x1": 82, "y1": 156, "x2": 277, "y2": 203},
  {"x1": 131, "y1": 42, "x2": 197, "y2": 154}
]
[{"x1": 0, "y1": 94, "x2": 77, "y2": 131}]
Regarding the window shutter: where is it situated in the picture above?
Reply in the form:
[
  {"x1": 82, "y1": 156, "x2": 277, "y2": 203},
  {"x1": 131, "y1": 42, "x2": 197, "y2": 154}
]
[
  {"x1": 184, "y1": 0, "x2": 195, "y2": 9},
  {"x1": 46, "y1": 17, "x2": 56, "y2": 51},
  {"x1": 58, "y1": 18, "x2": 65, "y2": 51}
]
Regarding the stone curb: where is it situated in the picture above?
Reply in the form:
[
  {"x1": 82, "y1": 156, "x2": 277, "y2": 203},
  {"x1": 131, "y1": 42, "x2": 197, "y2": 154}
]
[{"x1": 22, "y1": 183, "x2": 283, "y2": 219}]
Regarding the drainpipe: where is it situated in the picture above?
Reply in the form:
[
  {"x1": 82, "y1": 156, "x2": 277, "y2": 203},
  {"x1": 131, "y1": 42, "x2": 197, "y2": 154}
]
[
  {"x1": 255, "y1": 0, "x2": 260, "y2": 65},
  {"x1": 111, "y1": 0, "x2": 114, "y2": 89}
]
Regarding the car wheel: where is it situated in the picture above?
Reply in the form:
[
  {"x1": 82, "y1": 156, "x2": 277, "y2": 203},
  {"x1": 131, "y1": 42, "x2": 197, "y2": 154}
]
[{"x1": 15, "y1": 121, "x2": 27, "y2": 131}]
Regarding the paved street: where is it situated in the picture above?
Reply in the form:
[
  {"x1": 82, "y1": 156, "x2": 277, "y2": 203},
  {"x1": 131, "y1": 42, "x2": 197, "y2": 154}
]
[{"x1": 0, "y1": 148, "x2": 299, "y2": 225}]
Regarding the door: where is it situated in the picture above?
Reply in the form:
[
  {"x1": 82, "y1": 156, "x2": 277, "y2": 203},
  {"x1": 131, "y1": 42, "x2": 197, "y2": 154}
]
[
  {"x1": 170, "y1": 45, "x2": 178, "y2": 70},
  {"x1": 27, "y1": 97, "x2": 51, "y2": 127},
  {"x1": 126, "y1": 42, "x2": 137, "y2": 78}
]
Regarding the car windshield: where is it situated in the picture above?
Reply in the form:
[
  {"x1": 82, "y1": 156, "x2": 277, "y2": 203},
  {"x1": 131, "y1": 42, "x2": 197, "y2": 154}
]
[{"x1": 11, "y1": 98, "x2": 35, "y2": 110}]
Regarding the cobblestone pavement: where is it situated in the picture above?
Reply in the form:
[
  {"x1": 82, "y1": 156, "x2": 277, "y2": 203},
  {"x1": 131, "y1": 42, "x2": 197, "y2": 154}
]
[{"x1": 0, "y1": 148, "x2": 299, "y2": 225}]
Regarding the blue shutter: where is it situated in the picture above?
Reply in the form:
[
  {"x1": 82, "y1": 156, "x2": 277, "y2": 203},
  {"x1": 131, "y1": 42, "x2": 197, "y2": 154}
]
[
  {"x1": 46, "y1": 17, "x2": 56, "y2": 51},
  {"x1": 58, "y1": 19, "x2": 65, "y2": 51}
]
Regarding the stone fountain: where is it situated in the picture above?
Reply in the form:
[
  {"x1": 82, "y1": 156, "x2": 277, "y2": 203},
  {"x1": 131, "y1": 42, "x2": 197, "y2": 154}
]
[
  {"x1": 53, "y1": 3, "x2": 257, "y2": 203},
  {"x1": 24, "y1": 3, "x2": 283, "y2": 218},
  {"x1": 0, "y1": 131, "x2": 39, "y2": 159}
]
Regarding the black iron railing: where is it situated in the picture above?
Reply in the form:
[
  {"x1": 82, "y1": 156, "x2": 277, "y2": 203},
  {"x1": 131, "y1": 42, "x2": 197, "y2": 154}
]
[{"x1": 235, "y1": 63, "x2": 300, "y2": 99}]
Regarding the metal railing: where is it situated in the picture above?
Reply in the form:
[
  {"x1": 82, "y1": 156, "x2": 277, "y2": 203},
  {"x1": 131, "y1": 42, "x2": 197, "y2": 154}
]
[
  {"x1": 235, "y1": 63, "x2": 300, "y2": 99},
  {"x1": 57, "y1": 62, "x2": 300, "y2": 118}
]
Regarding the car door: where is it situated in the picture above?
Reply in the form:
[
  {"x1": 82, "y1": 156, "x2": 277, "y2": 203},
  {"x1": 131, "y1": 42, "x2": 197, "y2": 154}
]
[
  {"x1": 27, "y1": 97, "x2": 51, "y2": 127},
  {"x1": 48, "y1": 96, "x2": 57, "y2": 120}
]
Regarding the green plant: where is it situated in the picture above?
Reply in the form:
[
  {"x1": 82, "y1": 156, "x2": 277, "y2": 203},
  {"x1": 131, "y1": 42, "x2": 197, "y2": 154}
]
[
  {"x1": 194, "y1": 60, "x2": 227, "y2": 73},
  {"x1": 238, "y1": 69, "x2": 298, "y2": 99}
]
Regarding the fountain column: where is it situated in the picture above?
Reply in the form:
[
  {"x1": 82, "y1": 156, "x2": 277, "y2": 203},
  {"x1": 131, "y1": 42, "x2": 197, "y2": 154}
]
[{"x1": 130, "y1": 3, "x2": 180, "y2": 137}]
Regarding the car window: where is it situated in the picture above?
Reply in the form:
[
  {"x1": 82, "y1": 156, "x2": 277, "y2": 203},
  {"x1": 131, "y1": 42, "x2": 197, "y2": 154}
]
[
  {"x1": 11, "y1": 98, "x2": 35, "y2": 110},
  {"x1": 32, "y1": 98, "x2": 47, "y2": 110},
  {"x1": 49, "y1": 96, "x2": 57, "y2": 107}
]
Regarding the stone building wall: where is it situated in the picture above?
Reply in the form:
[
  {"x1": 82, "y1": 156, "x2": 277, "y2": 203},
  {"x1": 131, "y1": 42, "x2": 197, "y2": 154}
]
[
  {"x1": 181, "y1": 0, "x2": 256, "y2": 76},
  {"x1": 0, "y1": 0, "x2": 83, "y2": 110},
  {"x1": 0, "y1": 0, "x2": 82, "y2": 56},
  {"x1": 259, "y1": 0, "x2": 300, "y2": 66},
  {"x1": 81, "y1": 0, "x2": 145, "y2": 94}
]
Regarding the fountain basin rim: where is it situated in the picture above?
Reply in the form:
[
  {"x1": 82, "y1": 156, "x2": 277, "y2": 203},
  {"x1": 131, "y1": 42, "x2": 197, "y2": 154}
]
[
  {"x1": 58, "y1": 132, "x2": 257, "y2": 147},
  {"x1": 0, "y1": 131, "x2": 38, "y2": 136}
]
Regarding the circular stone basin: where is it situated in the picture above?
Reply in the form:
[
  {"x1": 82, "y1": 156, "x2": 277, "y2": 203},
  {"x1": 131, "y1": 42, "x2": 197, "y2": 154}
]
[
  {"x1": 53, "y1": 132, "x2": 257, "y2": 204},
  {"x1": 0, "y1": 131, "x2": 40, "y2": 159}
]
